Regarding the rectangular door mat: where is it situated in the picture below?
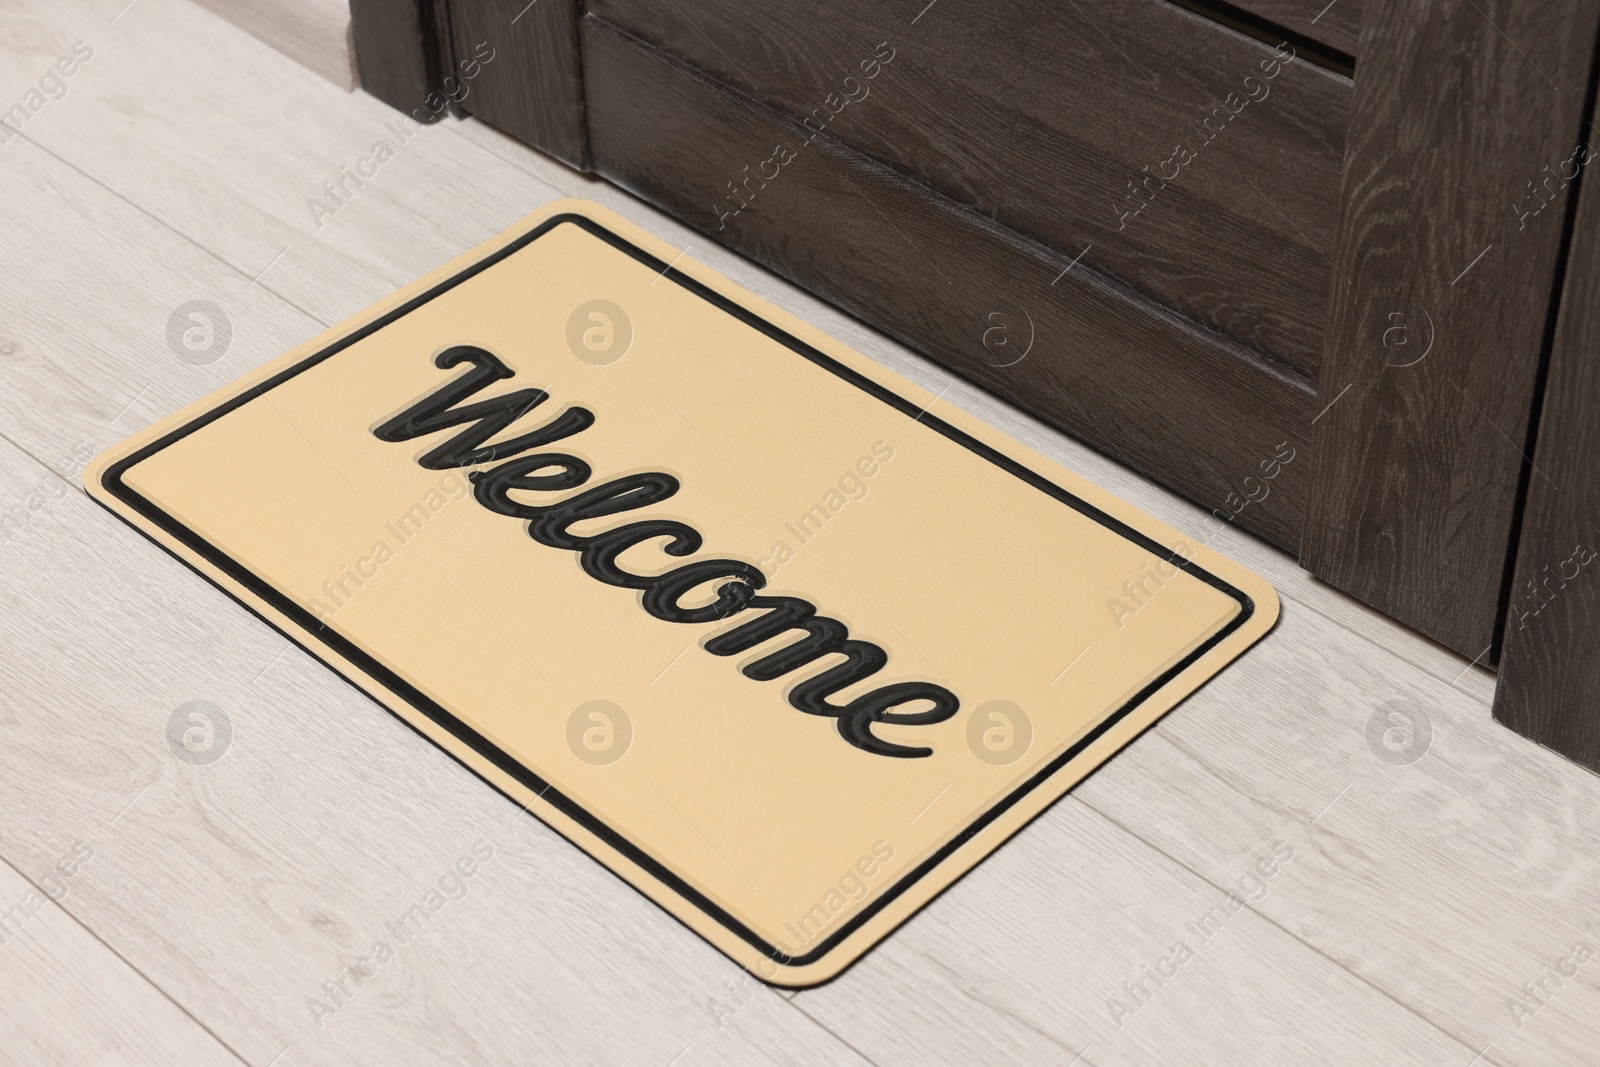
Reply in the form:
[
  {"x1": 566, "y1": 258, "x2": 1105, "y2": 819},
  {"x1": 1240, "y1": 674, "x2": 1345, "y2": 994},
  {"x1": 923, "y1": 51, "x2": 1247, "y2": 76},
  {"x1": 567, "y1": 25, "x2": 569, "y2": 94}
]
[{"x1": 87, "y1": 200, "x2": 1277, "y2": 987}]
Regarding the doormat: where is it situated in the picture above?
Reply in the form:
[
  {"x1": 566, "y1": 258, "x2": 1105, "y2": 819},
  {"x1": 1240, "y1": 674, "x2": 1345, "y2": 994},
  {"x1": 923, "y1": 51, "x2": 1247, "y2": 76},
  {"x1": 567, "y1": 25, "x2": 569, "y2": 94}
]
[{"x1": 87, "y1": 200, "x2": 1277, "y2": 987}]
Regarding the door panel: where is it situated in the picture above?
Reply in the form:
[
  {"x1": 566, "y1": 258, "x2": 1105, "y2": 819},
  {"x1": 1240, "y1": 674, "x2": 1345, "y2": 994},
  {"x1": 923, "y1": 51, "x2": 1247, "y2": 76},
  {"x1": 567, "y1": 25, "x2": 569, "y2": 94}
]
[
  {"x1": 592, "y1": 0, "x2": 1350, "y2": 379},
  {"x1": 582, "y1": 14, "x2": 1315, "y2": 550}
]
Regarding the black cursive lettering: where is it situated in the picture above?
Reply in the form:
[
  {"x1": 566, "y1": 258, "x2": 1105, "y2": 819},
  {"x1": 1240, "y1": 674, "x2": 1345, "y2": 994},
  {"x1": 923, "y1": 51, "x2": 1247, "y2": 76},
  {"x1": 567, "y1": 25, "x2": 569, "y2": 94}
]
[{"x1": 375, "y1": 346, "x2": 960, "y2": 758}]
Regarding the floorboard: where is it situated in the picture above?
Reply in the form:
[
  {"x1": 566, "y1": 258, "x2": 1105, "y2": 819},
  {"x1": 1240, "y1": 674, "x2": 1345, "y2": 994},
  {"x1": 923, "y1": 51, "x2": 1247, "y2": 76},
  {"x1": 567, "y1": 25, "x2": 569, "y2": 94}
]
[{"x1": 0, "y1": 856, "x2": 244, "y2": 1066}]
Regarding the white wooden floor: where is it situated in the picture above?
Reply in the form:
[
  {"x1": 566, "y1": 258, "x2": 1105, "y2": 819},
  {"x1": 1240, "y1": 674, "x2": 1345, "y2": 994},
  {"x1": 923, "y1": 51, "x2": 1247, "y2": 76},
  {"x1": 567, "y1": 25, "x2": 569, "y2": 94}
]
[{"x1": 1, "y1": 1, "x2": 1597, "y2": 1064}]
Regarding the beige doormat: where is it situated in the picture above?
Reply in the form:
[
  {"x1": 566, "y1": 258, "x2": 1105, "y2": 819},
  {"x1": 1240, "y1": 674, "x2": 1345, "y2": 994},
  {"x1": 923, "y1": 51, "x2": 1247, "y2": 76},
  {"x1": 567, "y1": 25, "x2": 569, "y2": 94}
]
[{"x1": 87, "y1": 200, "x2": 1277, "y2": 987}]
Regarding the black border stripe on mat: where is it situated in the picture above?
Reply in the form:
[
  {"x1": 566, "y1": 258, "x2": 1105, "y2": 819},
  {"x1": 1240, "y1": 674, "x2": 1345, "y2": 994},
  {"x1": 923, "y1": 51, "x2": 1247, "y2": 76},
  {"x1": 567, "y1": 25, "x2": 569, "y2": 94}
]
[{"x1": 99, "y1": 214, "x2": 1254, "y2": 973}]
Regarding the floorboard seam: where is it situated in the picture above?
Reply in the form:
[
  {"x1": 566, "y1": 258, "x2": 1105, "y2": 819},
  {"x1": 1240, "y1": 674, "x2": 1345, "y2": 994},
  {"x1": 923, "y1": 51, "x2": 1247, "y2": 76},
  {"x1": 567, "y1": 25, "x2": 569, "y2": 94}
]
[
  {"x1": 0, "y1": 850, "x2": 253, "y2": 1066},
  {"x1": 1073, "y1": 798, "x2": 1506, "y2": 1066},
  {"x1": 12, "y1": 131, "x2": 331, "y2": 332}
]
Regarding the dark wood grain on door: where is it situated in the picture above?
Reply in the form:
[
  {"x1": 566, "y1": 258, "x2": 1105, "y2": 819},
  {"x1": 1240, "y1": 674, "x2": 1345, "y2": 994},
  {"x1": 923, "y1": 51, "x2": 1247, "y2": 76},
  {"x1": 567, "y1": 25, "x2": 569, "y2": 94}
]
[
  {"x1": 1302, "y1": 0, "x2": 1600, "y2": 659},
  {"x1": 582, "y1": 13, "x2": 1315, "y2": 550},
  {"x1": 591, "y1": 0, "x2": 1350, "y2": 380},
  {"x1": 1494, "y1": 81, "x2": 1600, "y2": 774},
  {"x1": 349, "y1": 0, "x2": 447, "y2": 120},
  {"x1": 446, "y1": 0, "x2": 588, "y2": 168},
  {"x1": 1175, "y1": 0, "x2": 1362, "y2": 60}
]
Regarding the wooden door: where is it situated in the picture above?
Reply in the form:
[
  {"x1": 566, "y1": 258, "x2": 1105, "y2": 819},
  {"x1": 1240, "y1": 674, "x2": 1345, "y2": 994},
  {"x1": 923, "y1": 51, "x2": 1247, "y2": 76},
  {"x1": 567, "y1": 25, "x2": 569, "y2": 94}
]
[{"x1": 350, "y1": 0, "x2": 1600, "y2": 672}]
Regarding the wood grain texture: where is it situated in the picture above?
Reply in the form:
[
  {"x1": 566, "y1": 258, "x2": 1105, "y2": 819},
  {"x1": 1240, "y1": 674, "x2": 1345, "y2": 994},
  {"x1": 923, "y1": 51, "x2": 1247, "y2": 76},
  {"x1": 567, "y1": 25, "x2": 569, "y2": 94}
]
[
  {"x1": 0, "y1": 0, "x2": 569, "y2": 329},
  {"x1": 581, "y1": 13, "x2": 1316, "y2": 552},
  {"x1": 349, "y1": 0, "x2": 443, "y2": 120},
  {"x1": 1174, "y1": 0, "x2": 1362, "y2": 61},
  {"x1": 1301, "y1": 0, "x2": 1600, "y2": 658},
  {"x1": 795, "y1": 797, "x2": 1474, "y2": 1067},
  {"x1": 591, "y1": 0, "x2": 1349, "y2": 379},
  {"x1": 448, "y1": 0, "x2": 588, "y2": 168},
  {"x1": 0, "y1": 857, "x2": 244, "y2": 1067},
  {"x1": 1493, "y1": 84, "x2": 1600, "y2": 775},
  {"x1": 187, "y1": 0, "x2": 356, "y2": 89}
]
